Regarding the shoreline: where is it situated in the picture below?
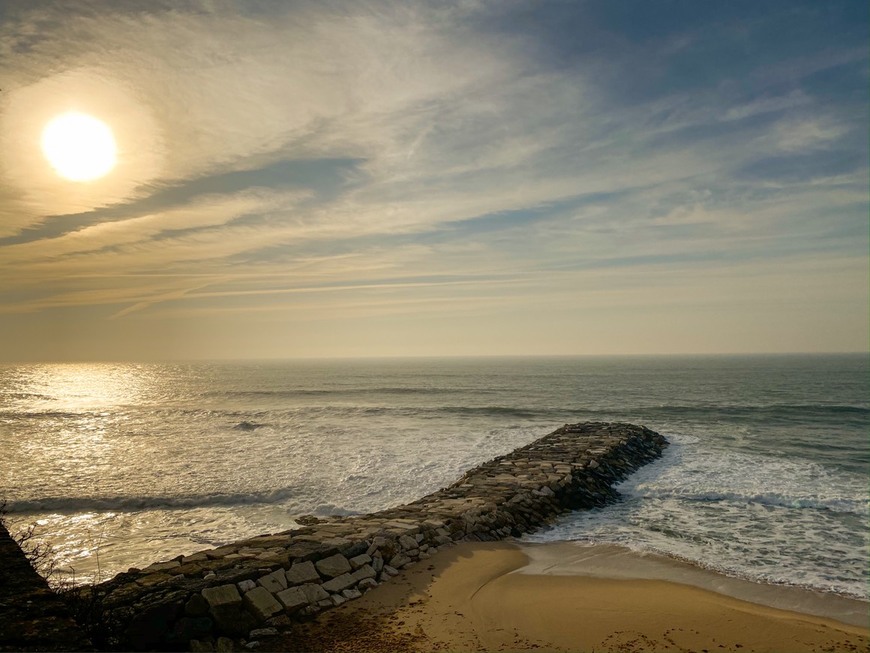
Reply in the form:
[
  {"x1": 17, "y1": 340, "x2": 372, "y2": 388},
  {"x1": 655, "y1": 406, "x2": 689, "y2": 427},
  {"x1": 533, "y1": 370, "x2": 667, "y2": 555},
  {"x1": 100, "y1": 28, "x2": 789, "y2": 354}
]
[
  {"x1": 517, "y1": 540, "x2": 870, "y2": 628},
  {"x1": 269, "y1": 540, "x2": 870, "y2": 653}
]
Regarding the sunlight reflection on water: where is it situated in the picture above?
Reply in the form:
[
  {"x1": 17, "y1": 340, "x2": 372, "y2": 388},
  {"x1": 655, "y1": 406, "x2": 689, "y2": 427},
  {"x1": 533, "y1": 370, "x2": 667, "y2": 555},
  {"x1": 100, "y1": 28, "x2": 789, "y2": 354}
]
[{"x1": 12, "y1": 363, "x2": 155, "y2": 412}]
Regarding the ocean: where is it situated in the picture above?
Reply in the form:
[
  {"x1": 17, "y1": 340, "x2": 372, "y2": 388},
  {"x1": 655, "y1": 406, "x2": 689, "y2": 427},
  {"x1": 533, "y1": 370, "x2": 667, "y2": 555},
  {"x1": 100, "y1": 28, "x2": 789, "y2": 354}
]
[{"x1": 1, "y1": 354, "x2": 867, "y2": 603}]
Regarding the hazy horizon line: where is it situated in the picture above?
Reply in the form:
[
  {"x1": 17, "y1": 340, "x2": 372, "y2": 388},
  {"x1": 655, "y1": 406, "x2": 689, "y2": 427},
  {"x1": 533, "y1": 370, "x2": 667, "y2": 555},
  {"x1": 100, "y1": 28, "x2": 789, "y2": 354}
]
[{"x1": 1, "y1": 351, "x2": 867, "y2": 365}]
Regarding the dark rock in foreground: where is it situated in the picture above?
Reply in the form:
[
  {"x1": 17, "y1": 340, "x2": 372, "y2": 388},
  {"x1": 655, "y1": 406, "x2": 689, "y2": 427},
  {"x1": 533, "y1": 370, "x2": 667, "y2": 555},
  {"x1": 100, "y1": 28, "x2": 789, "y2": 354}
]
[{"x1": 0, "y1": 521, "x2": 90, "y2": 651}]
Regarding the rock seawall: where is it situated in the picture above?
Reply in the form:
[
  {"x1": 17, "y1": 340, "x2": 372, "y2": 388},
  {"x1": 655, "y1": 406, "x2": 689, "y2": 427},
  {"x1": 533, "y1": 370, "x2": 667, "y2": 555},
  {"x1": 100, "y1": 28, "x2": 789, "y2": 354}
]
[{"x1": 90, "y1": 421, "x2": 667, "y2": 651}]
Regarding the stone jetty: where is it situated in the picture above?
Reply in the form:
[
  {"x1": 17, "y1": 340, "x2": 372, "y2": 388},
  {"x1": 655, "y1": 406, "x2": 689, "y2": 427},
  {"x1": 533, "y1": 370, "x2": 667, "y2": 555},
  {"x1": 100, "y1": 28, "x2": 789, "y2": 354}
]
[{"x1": 81, "y1": 422, "x2": 667, "y2": 651}]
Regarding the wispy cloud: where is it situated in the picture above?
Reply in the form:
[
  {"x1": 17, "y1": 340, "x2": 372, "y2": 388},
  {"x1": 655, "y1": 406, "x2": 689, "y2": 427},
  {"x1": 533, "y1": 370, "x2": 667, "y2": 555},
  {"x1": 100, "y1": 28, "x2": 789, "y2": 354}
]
[{"x1": 0, "y1": 0, "x2": 866, "y2": 357}]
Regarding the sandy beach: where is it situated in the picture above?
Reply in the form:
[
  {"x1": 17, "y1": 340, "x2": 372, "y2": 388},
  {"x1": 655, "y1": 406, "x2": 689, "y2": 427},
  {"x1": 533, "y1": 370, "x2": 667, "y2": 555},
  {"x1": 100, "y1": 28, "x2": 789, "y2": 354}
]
[{"x1": 267, "y1": 541, "x2": 870, "y2": 653}]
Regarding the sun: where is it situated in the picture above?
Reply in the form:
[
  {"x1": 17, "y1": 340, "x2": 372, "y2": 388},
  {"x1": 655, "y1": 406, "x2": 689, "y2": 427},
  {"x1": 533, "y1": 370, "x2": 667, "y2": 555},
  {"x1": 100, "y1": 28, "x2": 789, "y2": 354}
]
[{"x1": 41, "y1": 112, "x2": 117, "y2": 182}]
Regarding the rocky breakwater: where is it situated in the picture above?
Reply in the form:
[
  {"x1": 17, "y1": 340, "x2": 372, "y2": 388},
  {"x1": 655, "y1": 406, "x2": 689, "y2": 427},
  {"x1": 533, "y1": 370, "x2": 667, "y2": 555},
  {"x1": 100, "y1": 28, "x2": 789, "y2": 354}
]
[{"x1": 91, "y1": 422, "x2": 667, "y2": 651}]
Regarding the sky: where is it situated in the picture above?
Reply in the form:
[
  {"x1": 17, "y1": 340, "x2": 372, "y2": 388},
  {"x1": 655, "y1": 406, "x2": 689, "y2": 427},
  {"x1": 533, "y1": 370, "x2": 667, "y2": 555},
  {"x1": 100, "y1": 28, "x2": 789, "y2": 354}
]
[{"x1": 0, "y1": 0, "x2": 867, "y2": 360}]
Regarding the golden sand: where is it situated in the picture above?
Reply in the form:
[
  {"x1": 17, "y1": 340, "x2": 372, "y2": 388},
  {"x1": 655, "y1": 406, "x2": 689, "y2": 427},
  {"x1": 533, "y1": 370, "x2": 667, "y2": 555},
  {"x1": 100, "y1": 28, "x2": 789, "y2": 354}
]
[{"x1": 267, "y1": 541, "x2": 869, "y2": 653}]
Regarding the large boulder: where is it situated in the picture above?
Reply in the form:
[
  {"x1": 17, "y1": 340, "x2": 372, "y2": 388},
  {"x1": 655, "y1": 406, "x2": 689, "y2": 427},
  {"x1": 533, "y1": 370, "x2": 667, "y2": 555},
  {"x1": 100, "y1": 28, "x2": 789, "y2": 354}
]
[
  {"x1": 284, "y1": 561, "x2": 319, "y2": 586},
  {"x1": 242, "y1": 587, "x2": 283, "y2": 621},
  {"x1": 276, "y1": 584, "x2": 329, "y2": 613},
  {"x1": 256, "y1": 570, "x2": 287, "y2": 594},
  {"x1": 315, "y1": 554, "x2": 351, "y2": 578},
  {"x1": 321, "y1": 573, "x2": 355, "y2": 593}
]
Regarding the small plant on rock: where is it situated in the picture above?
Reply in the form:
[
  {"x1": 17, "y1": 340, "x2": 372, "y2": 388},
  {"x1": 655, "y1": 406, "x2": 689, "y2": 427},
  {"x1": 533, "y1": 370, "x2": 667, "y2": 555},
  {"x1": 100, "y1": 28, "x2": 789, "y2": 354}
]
[
  {"x1": 1, "y1": 500, "x2": 121, "y2": 649},
  {"x1": 0, "y1": 500, "x2": 58, "y2": 580}
]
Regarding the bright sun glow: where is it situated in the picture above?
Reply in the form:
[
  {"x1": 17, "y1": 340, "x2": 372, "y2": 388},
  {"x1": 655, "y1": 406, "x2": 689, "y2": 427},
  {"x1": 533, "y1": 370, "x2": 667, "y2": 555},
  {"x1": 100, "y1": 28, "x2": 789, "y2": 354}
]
[{"x1": 41, "y1": 112, "x2": 117, "y2": 182}]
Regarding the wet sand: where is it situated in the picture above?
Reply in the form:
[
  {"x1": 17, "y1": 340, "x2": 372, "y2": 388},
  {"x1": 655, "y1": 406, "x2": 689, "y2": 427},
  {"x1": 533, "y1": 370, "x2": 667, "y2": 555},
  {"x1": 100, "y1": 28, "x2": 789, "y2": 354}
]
[{"x1": 267, "y1": 541, "x2": 870, "y2": 653}]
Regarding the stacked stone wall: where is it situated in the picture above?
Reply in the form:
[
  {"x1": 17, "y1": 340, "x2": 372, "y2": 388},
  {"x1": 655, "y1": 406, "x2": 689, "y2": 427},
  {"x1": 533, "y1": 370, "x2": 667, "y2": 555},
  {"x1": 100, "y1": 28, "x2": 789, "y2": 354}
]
[{"x1": 85, "y1": 422, "x2": 667, "y2": 650}]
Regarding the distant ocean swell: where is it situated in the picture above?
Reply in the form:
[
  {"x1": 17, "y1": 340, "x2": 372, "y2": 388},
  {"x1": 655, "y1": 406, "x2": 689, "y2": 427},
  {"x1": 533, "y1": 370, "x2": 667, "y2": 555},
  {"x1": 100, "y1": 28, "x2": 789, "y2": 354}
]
[
  {"x1": 204, "y1": 386, "x2": 497, "y2": 398},
  {"x1": 0, "y1": 405, "x2": 551, "y2": 421},
  {"x1": 5, "y1": 402, "x2": 866, "y2": 420},
  {"x1": 5, "y1": 487, "x2": 302, "y2": 513}
]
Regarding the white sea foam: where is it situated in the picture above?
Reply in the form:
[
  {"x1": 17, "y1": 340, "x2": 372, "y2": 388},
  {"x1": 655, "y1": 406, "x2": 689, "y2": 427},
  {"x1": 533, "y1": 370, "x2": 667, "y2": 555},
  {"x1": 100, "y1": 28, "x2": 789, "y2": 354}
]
[
  {"x1": 527, "y1": 432, "x2": 870, "y2": 599},
  {"x1": 618, "y1": 432, "x2": 870, "y2": 515}
]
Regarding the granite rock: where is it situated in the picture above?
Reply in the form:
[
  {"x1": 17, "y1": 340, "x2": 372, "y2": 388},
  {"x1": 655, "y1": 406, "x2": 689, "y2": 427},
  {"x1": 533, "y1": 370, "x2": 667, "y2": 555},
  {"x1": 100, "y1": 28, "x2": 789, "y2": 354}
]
[
  {"x1": 315, "y1": 554, "x2": 351, "y2": 578},
  {"x1": 202, "y1": 585, "x2": 242, "y2": 608},
  {"x1": 321, "y1": 572, "x2": 355, "y2": 593},
  {"x1": 284, "y1": 561, "x2": 320, "y2": 585},
  {"x1": 256, "y1": 569, "x2": 287, "y2": 593},
  {"x1": 243, "y1": 587, "x2": 283, "y2": 620}
]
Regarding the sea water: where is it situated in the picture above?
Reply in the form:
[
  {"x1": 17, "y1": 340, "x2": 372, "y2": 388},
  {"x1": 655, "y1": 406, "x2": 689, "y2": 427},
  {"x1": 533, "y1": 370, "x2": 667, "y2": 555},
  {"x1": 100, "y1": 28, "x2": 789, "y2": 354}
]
[{"x1": 1, "y1": 355, "x2": 867, "y2": 601}]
